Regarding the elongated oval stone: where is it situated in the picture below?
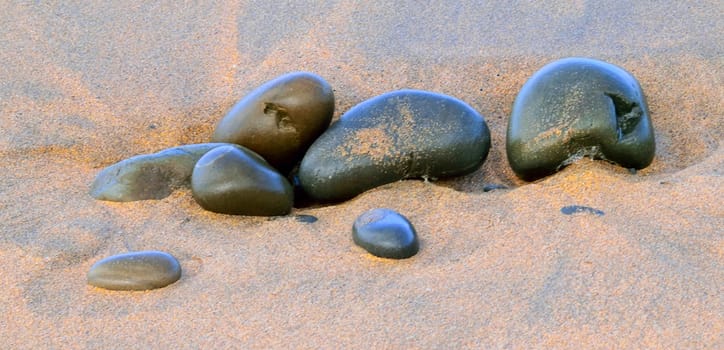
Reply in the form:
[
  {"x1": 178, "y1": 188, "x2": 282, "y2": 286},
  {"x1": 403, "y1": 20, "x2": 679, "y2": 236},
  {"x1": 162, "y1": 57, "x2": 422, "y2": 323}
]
[
  {"x1": 191, "y1": 145, "x2": 293, "y2": 216},
  {"x1": 211, "y1": 72, "x2": 335, "y2": 173},
  {"x1": 299, "y1": 89, "x2": 491, "y2": 202},
  {"x1": 353, "y1": 208, "x2": 419, "y2": 259},
  {"x1": 90, "y1": 143, "x2": 241, "y2": 202},
  {"x1": 507, "y1": 57, "x2": 655, "y2": 180},
  {"x1": 87, "y1": 251, "x2": 181, "y2": 291}
]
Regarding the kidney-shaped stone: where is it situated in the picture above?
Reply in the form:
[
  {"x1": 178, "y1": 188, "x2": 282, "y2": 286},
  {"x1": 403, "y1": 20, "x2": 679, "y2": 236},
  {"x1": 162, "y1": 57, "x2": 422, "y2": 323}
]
[
  {"x1": 211, "y1": 72, "x2": 334, "y2": 173},
  {"x1": 507, "y1": 57, "x2": 655, "y2": 180},
  {"x1": 299, "y1": 89, "x2": 491, "y2": 202}
]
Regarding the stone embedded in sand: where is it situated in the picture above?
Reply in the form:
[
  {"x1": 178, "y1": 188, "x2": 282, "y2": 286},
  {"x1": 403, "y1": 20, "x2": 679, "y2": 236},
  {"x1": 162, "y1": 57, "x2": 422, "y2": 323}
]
[
  {"x1": 87, "y1": 251, "x2": 181, "y2": 291},
  {"x1": 299, "y1": 89, "x2": 491, "y2": 202},
  {"x1": 507, "y1": 57, "x2": 655, "y2": 181},
  {"x1": 211, "y1": 72, "x2": 335, "y2": 173},
  {"x1": 483, "y1": 183, "x2": 508, "y2": 192},
  {"x1": 191, "y1": 145, "x2": 293, "y2": 216},
  {"x1": 353, "y1": 208, "x2": 419, "y2": 259},
  {"x1": 561, "y1": 205, "x2": 605, "y2": 216},
  {"x1": 295, "y1": 214, "x2": 318, "y2": 223},
  {"x1": 90, "y1": 143, "x2": 238, "y2": 202}
]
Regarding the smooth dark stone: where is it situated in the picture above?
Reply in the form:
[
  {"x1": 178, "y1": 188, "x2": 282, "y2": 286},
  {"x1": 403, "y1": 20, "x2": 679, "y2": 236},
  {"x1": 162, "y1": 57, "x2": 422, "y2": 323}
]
[
  {"x1": 560, "y1": 205, "x2": 605, "y2": 216},
  {"x1": 299, "y1": 89, "x2": 491, "y2": 202},
  {"x1": 87, "y1": 251, "x2": 181, "y2": 291},
  {"x1": 211, "y1": 72, "x2": 335, "y2": 173},
  {"x1": 507, "y1": 57, "x2": 655, "y2": 181},
  {"x1": 90, "y1": 143, "x2": 239, "y2": 202},
  {"x1": 295, "y1": 214, "x2": 318, "y2": 223},
  {"x1": 352, "y1": 208, "x2": 419, "y2": 259},
  {"x1": 191, "y1": 145, "x2": 293, "y2": 216}
]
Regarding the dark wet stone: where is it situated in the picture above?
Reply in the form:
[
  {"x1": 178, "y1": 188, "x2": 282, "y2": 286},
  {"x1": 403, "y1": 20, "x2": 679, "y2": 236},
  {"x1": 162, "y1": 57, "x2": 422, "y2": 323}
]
[
  {"x1": 211, "y1": 72, "x2": 335, "y2": 173},
  {"x1": 295, "y1": 214, "x2": 318, "y2": 223},
  {"x1": 507, "y1": 57, "x2": 655, "y2": 181},
  {"x1": 560, "y1": 205, "x2": 605, "y2": 216},
  {"x1": 352, "y1": 208, "x2": 419, "y2": 259},
  {"x1": 299, "y1": 89, "x2": 491, "y2": 202},
  {"x1": 90, "y1": 143, "x2": 237, "y2": 202},
  {"x1": 191, "y1": 145, "x2": 293, "y2": 216},
  {"x1": 87, "y1": 251, "x2": 181, "y2": 291}
]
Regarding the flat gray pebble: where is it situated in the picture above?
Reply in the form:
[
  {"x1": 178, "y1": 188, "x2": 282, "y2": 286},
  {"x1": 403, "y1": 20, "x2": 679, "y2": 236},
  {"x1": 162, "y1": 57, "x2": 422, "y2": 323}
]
[{"x1": 87, "y1": 251, "x2": 182, "y2": 291}]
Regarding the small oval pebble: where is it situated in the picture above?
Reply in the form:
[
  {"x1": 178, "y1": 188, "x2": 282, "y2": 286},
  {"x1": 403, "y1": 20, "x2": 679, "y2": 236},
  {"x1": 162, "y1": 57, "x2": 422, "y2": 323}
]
[
  {"x1": 191, "y1": 145, "x2": 293, "y2": 216},
  {"x1": 507, "y1": 57, "x2": 655, "y2": 180},
  {"x1": 87, "y1": 251, "x2": 181, "y2": 291},
  {"x1": 353, "y1": 208, "x2": 419, "y2": 259},
  {"x1": 299, "y1": 89, "x2": 491, "y2": 202},
  {"x1": 211, "y1": 72, "x2": 335, "y2": 173}
]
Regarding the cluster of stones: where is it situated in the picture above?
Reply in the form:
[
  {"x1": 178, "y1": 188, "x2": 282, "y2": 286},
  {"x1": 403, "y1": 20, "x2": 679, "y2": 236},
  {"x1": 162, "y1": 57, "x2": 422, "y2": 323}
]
[
  {"x1": 87, "y1": 57, "x2": 655, "y2": 290},
  {"x1": 90, "y1": 74, "x2": 491, "y2": 211}
]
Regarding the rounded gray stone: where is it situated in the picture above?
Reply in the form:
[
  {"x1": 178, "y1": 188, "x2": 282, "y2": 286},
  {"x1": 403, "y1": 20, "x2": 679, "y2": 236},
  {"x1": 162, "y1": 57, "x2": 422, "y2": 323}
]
[
  {"x1": 353, "y1": 208, "x2": 419, "y2": 259},
  {"x1": 87, "y1": 251, "x2": 182, "y2": 291},
  {"x1": 191, "y1": 145, "x2": 293, "y2": 216}
]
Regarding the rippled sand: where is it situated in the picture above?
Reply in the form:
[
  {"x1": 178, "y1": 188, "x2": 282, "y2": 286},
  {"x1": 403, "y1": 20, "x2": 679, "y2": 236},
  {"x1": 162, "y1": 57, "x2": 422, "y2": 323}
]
[{"x1": 1, "y1": 1, "x2": 721, "y2": 348}]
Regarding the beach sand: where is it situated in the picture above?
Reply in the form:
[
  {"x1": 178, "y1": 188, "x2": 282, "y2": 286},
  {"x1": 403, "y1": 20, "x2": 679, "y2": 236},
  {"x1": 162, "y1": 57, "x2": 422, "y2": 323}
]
[{"x1": 1, "y1": 1, "x2": 722, "y2": 348}]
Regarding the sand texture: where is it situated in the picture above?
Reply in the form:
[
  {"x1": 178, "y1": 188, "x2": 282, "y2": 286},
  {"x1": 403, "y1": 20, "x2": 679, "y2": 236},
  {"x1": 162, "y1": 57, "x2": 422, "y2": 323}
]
[{"x1": 1, "y1": 1, "x2": 722, "y2": 348}]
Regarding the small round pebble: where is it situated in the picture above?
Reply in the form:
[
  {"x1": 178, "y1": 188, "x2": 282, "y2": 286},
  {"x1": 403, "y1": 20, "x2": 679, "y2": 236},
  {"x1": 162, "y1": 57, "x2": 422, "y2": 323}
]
[
  {"x1": 353, "y1": 208, "x2": 419, "y2": 259},
  {"x1": 87, "y1": 251, "x2": 182, "y2": 291}
]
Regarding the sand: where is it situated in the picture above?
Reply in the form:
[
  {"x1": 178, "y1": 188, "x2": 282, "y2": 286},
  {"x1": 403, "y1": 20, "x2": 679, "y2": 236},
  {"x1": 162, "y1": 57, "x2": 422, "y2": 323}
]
[{"x1": 1, "y1": 1, "x2": 722, "y2": 348}]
